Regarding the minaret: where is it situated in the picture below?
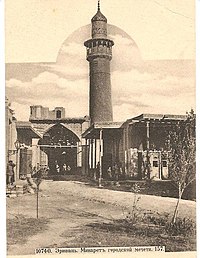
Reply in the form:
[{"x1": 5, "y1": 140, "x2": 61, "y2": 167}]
[{"x1": 84, "y1": 0, "x2": 114, "y2": 124}]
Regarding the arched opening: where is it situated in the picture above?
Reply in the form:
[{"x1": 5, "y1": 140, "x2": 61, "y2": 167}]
[{"x1": 38, "y1": 124, "x2": 80, "y2": 175}]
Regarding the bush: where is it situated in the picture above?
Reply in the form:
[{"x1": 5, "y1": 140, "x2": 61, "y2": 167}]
[
  {"x1": 124, "y1": 183, "x2": 142, "y2": 224},
  {"x1": 123, "y1": 182, "x2": 196, "y2": 239},
  {"x1": 144, "y1": 211, "x2": 170, "y2": 226},
  {"x1": 122, "y1": 206, "x2": 195, "y2": 238},
  {"x1": 165, "y1": 217, "x2": 196, "y2": 236}
]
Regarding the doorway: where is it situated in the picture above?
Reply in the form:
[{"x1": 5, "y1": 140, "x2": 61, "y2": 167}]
[{"x1": 38, "y1": 124, "x2": 80, "y2": 175}]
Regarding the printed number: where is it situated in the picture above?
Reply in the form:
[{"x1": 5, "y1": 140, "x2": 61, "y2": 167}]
[
  {"x1": 155, "y1": 246, "x2": 164, "y2": 251},
  {"x1": 35, "y1": 248, "x2": 52, "y2": 254}
]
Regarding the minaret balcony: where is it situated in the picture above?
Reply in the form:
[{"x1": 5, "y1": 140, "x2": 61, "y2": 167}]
[
  {"x1": 86, "y1": 47, "x2": 112, "y2": 61},
  {"x1": 84, "y1": 38, "x2": 114, "y2": 61}
]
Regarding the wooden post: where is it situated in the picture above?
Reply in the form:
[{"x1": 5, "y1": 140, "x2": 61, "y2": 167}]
[
  {"x1": 146, "y1": 121, "x2": 150, "y2": 150},
  {"x1": 146, "y1": 121, "x2": 150, "y2": 179},
  {"x1": 76, "y1": 142, "x2": 79, "y2": 167},
  {"x1": 126, "y1": 123, "x2": 129, "y2": 173},
  {"x1": 89, "y1": 139, "x2": 91, "y2": 169},
  {"x1": 86, "y1": 139, "x2": 89, "y2": 176},
  {"x1": 94, "y1": 139, "x2": 97, "y2": 168},
  {"x1": 91, "y1": 139, "x2": 93, "y2": 169},
  {"x1": 99, "y1": 128, "x2": 103, "y2": 187},
  {"x1": 36, "y1": 185, "x2": 39, "y2": 219}
]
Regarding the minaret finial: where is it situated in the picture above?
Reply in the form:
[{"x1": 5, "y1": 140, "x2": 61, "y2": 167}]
[{"x1": 98, "y1": 0, "x2": 100, "y2": 11}]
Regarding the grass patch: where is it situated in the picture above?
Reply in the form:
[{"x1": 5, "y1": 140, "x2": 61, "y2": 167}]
[
  {"x1": 59, "y1": 212, "x2": 196, "y2": 252},
  {"x1": 7, "y1": 215, "x2": 50, "y2": 247},
  {"x1": 60, "y1": 219, "x2": 195, "y2": 252}
]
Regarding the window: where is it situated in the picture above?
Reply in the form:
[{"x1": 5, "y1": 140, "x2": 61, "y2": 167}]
[
  {"x1": 162, "y1": 161, "x2": 167, "y2": 167},
  {"x1": 153, "y1": 161, "x2": 158, "y2": 167},
  {"x1": 56, "y1": 110, "x2": 61, "y2": 119}
]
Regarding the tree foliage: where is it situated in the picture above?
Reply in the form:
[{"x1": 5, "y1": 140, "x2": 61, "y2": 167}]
[{"x1": 166, "y1": 110, "x2": 195, "y2": 222}]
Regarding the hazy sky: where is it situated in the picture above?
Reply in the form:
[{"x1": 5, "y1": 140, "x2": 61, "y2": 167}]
[{"x1": 5, "y1": 0, "x2": 195, "y2": 121}]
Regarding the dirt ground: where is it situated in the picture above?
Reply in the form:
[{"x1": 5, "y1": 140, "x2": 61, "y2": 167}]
[{"x1": 7, "y1": 180, "x2": 196, "y2": 255}]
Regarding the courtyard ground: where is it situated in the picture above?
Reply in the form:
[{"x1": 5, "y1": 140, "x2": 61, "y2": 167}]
[{"x1": 7, "y1": 180, "x2": 196, "y2": 255}]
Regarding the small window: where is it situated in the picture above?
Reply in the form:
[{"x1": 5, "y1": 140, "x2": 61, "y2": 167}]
[
  {"x1": 153, "y1": 161, "x2": 158, "y2": 167},
  {"x1": 56, "y1": 110, "x2": 61, "y2": 119},
  {"x1": 162, "y1": 161, "x2": 167, "y2": 167}
]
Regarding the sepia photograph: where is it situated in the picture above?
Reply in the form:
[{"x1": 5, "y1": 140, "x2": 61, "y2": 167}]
[{"x1": 5, "y1": 0, "x2": 196, "y2": 257}]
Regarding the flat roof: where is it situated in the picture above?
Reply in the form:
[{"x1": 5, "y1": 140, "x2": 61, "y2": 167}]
[
  {"x1": 129, "y1": 113, "x2": 187, "y2": 122},
  {"x1": 93, "y1": 121, "x2": 123, "y2": 128},
  {"x1": 16, "y1": 121, "x2": 32, "y2": 128},
  {"x1": 82, "y1": 113, "x2": 189, "y2": 137},
  {"x1": 29, "y1": 117, "x2": 88, "y2": 123},
  {"x1": 82, "y1": 121, "x2": 123, "y2": 138}
]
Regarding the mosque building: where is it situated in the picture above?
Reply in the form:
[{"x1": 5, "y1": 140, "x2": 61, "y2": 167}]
[{"x1": 7, "y1": 1, "x2": 187, "y2": 181}]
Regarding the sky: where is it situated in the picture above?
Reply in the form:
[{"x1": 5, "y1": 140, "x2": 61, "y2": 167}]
[{"x1": 5, "y1": 0, "x2": 195, "y2": 122}]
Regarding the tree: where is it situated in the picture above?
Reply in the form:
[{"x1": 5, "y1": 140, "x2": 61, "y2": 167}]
[{"x1": 167, "y1": 110, "x2": 195, "y2": 223}]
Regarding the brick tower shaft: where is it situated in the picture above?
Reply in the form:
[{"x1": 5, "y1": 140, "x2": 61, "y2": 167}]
[{"x1": 84, "y1": 1, "x2": 114, "y2": 124}]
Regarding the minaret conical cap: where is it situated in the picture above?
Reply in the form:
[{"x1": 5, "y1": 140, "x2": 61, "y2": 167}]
[{"x1": 91, "y1": 0, "x2": 107, "y2": 22}]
